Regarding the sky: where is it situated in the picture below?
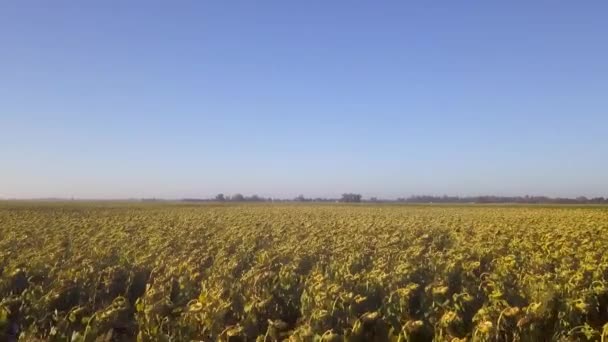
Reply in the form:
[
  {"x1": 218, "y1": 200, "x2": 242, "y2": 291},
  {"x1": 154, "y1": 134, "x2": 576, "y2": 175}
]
[{"x1": 1, "y1": 2, "x2": 607, "y2": 199}]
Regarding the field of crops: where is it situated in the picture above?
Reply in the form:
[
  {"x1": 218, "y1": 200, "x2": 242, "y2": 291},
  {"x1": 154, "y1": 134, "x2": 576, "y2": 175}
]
[{"x1": 1, "y1": 202, "x2": 608, "y2": 341}]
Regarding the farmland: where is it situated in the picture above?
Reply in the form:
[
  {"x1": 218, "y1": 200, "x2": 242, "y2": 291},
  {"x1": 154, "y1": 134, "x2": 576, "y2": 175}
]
[{"x1": 1, "y1": 202, "x2": 608, "y2": 341}]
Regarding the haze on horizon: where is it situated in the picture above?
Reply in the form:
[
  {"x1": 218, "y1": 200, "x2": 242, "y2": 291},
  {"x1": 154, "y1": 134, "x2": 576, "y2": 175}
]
[{"x1": 1, "y1": 2, "x2": 607, "y2": 200}]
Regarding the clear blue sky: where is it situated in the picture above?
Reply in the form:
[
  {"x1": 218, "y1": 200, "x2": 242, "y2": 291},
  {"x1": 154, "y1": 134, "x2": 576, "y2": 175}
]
[{"x1": 1, "y1": 2, "x2": 607, "y2": 199}]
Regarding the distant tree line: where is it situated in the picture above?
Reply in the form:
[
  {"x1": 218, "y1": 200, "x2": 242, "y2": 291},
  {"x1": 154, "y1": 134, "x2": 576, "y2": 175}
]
[
  {"x1": 182, "y1": 193, "x2": 364, "y2": 203},
  {"x1": 180, "y1": 194, "x2": 608, "y2": 204},
  {"x1": 215, "y1": 193, "x2": 272, "y2": 202},
  {"x1": 293, "y1": 194, "x2": 362, "y2": 202},
  {"x1": 396, "y1": 195, "x2": 608, "y2": 204},
  {"x1": 182, "y1": 194, "x2": 272, "y2": 202}
]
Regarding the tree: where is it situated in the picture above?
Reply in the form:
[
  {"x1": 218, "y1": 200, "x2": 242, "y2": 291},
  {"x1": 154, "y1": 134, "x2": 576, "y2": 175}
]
[
  {"x1": 231, "y1": 193, "x2": 245, "y2": 201},
  {"x1": 247, "y1": 194, "x2": 263, "y2": 202},
  {"x1": 215, "y1": 193, "x2": 225, "y2": 201},
  {"x1": 294, "y1": 194, "x2": 309, "y2": 202},
  {"x1": 341, "y1": 193, "x2": 362, "y2": 203}
]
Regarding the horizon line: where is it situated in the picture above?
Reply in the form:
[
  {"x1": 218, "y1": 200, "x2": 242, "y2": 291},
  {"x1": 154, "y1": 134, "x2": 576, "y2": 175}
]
[{"x1": 1, "y1": 193, "x2": 606, "y2": 202}]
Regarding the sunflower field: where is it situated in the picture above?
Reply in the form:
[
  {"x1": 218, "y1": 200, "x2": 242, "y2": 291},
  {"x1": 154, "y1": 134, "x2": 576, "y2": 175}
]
[{"x1": 1, "y1": 202, "x2": 608, "y2": 341}]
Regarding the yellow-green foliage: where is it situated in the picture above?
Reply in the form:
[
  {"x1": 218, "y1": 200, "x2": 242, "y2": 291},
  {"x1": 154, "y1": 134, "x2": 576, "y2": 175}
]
[{"x1": 1, "y1": 202, "x2": 608, "y2": 341}]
